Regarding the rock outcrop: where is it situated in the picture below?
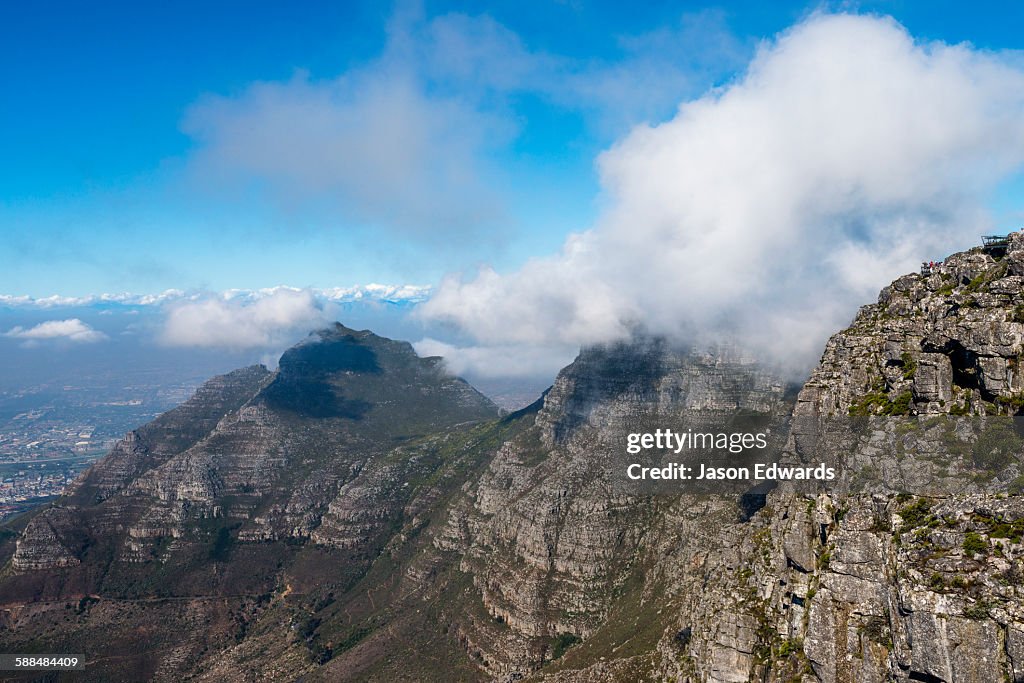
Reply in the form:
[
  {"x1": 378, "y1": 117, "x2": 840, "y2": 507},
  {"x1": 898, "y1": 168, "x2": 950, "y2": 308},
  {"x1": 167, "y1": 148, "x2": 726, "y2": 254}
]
[
  {"x1": 800, "y1": 231, "x2": 1024, "y2": 418},
  {"x1": 433, "y1": 339, "x2": 794, "y2": 676}
]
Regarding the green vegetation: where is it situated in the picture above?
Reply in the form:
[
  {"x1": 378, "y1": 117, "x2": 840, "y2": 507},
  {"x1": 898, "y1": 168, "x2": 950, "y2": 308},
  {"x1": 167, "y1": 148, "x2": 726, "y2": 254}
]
[
  {"x1": 963, "y1": 532, "x2": 988, "y2": 556},
  {"x1": 891, "y1": 391, "x2": 913, "y2": 415},
  {"x1": 963, "y1": 600, "x2": 992, "y2": 620},
  {"x1": 847, "y1": 392, "x2": 884, "y2": 415},
  {"x1": 753, "y1": 620, "x2": 779, "y2": 665},
  {"x1": 948, "y1": 400, "x2": 971, "y2": 416},
  {"x1": 912, "y1": 527, "x2": 932, "y2": 544},
  {"x1": 551, "y1": 632, "x2": 582, "y2": 659},
  {"x1": 976, "y1": 513, "x2": 1024, "y2": 542},
  {"x1": 965, "y1": 273, "x2": 987, "y2": 292},
  {"x1": 994, "y1": 392, "x2": 1024, "y2": 414},
  {"x1": 777, "y1": 638, "x2": 802, "y2": 659},
  {"x1": 335, "y1": 625, "x2": 372, "y2": 653},
  {"x1": 1013, "y1": 304, "x2": 1024, "y2": 324},
  {"x1": 816, "y1": 550, "x2": 831, "y2": 570},
  {"x1": 965, "y1": 261, "x2": 1008, "y2": 294},
  {"x1": 848, "y1": 390, "x2": 914, "y2": 416},
  {"x1": 898, "y1": 498, "x2": 935, "y2": 529},
  {"x1": 900, "y1": 352, "x2": 917, "y2": 380},
  {"x1": 539, "y1": 565, "x2": 672, "y2": 676}
]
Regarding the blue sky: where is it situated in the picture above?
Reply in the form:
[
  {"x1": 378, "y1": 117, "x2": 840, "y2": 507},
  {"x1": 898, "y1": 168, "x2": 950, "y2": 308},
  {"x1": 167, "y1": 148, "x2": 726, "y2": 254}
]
[
  {"x1": 4, "y1": 0, "x2": 1024, "y2": 299},
  {"x1": 6, "y1": 1, "x2": 1024, "y2": 386}
]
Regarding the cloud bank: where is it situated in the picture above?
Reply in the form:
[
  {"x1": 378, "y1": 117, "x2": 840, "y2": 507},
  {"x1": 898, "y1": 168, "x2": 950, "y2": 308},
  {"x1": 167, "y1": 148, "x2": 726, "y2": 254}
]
[
  {"x1": 0, "y1": 285, "x2": 433, "y2": 357},
  {"x1": 161, "y1": 288, "x2": 330, "y2": 350},
  {"x1": 3, "y1": 319, "x2": 106, "y2": 344},
  {"x1": 183, "y1": 69, "x2": 508, "y2": 238},
  {"x1": 414, "y1": 337, "x2": 577, "y2": 380},
  {"x1": 421, "y1": 13, "x2": 1024, "y2": 376}
]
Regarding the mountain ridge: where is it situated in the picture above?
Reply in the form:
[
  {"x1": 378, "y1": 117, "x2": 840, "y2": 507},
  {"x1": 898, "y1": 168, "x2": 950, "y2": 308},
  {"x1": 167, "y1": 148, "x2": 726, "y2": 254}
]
[{"x1": 3, "y1": 234, "x2": 1024, "y2": 681}]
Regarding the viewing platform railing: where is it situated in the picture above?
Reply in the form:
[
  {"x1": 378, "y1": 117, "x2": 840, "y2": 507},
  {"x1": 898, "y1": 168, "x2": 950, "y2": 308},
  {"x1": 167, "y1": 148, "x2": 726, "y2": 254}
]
[{"x1": 982, "y1": 234, "x2": 1010, "y2": 256}]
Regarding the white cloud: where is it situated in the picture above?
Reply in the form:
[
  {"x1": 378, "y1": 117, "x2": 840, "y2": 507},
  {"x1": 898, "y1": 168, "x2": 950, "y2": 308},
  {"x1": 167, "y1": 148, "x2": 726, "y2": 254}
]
[
  {"x1": 421, "y1": 13, "x2": 1024, "y2": 376},
  {"x1": 160, "y1": 288, "x2": 330, "y2": 349},
  {"x1": 317, "y1": 283, "x2": 431, "y2": 304},
  {"x1": 0, "y1": 290, "x2": 181, "y2": 308},
  {"x1": 182, "y1": 69, "x2": 509, "y2": 237},
  {"x1": 178, "y1": 6, "x2": 745, "y2": 241},
  {"x1": 419, "y1": 9, "x2": 745, "y2": 130},
  {"x1": 414, "y1": 337, "x2": 576, "y2": 379},
  {"x1": 3, "y1": 319, "x2": 106, "y2": 344}
]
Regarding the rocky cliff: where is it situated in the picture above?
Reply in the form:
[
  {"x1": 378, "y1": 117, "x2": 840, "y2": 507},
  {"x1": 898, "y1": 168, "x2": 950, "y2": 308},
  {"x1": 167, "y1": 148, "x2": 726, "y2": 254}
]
[
  {"x1": 800, "y1": 231, "x2": 1024, "y2": 419},
  {"x1": 421, "y1": 231, "x2": 1024, "y2": 682},
  {"x1": 628, "y1": 231, "x2": 1024, "y2": 683}
]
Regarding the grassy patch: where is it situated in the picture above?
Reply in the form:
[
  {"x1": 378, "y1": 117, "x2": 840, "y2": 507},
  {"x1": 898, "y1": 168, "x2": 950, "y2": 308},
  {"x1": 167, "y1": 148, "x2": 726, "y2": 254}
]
[
  {"x1": 963, "y1": 600, "x2": 993, "y2": 620},
  {"x1": 975, "y1": 513, "x2": 1024, "y2": 542},
  {"x1": 948, "y1": 400, "x2": 971, "y2": 416}
]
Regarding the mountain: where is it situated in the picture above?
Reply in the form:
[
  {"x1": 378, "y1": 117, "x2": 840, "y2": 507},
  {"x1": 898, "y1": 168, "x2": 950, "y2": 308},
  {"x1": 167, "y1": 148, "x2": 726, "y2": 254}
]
[
  {"x1": 3, "y1": 235, "x2": 1024, "y2": 682},
  {"x1": 0, "y1": 324, "x2": 501, "y2": 680}
]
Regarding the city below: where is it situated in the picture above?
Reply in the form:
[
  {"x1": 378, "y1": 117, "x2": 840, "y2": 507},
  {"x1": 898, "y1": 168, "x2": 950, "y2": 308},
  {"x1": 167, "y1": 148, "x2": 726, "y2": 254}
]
[{"x1": 0, "y1": 376, "x2": 203, "y2": 520}]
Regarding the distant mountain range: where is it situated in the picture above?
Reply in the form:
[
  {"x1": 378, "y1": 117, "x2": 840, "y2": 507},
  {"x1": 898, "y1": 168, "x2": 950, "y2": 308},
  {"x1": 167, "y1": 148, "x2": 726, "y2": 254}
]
[{"x1": 0, "y1": 284, "x2": 432, "y2": 309}]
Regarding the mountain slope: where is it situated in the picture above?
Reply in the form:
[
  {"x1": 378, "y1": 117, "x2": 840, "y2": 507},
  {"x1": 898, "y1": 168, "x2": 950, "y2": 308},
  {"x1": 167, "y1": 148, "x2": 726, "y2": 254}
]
[
  {"x1": 187, "y1": 337, "x2": 794, "y2": 682},
  {"x1": 0, "y1": 324, "x2": 500, "y2": 681}
]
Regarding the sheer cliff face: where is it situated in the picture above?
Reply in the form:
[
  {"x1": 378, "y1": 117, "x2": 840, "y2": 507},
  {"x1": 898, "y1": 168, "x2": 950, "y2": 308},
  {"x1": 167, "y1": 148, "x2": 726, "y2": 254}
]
[
  {"x1": 66, "y1": 364, "x2": 275, "y2": 505},
  {"x1": 431, "y1": 340, "x2": 797, "y2": 678},
  {"x1": 763, "y1": 236, "x2": 1024, "y2": 683},
  {"x1": 652, "y1": 232, "x2": 1024, "y2": 683},
  {"x1": 5, "y1": 236, "x2": 1024, "y2": 683}
]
